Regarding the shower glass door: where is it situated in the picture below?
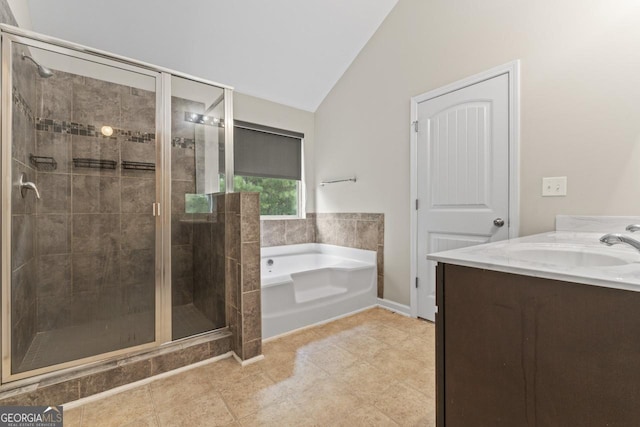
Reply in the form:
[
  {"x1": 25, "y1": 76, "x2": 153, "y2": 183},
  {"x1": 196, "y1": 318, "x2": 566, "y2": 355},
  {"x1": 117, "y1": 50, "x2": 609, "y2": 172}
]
[
  {"x1": 2, "y1": 36, "x2": 161, "y2": 380},
  {"x1": 170, "y1": 76, "x2": 227, "y2": 340}
]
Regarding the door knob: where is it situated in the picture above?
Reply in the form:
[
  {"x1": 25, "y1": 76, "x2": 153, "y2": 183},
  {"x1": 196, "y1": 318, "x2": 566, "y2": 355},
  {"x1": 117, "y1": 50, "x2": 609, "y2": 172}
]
[{"x1": 493, "y1": 218, "x2": 505, "y2": 227}]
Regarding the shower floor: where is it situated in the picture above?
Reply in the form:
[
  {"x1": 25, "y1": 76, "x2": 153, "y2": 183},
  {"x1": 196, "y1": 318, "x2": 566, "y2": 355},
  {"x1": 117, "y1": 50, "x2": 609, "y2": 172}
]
[
  {"x1": 172, "y1": 303, "x2": 217, "y2": 340},
  {"x1": 18, "y1": 303, "x2": 216, "y2": 374}
]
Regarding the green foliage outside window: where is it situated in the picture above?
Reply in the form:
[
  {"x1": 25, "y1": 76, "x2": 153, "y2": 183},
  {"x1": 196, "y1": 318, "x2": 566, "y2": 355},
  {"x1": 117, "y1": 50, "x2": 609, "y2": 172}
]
[
  {"x1": 185, "y1": 193, "x2": 212, "y2": 213},
  {"x1": 221, "y1": 175, "x2": 298, "y2": 216},
  {"x1": 235, "y1": 176, "x2": 298, "y2": 216}
]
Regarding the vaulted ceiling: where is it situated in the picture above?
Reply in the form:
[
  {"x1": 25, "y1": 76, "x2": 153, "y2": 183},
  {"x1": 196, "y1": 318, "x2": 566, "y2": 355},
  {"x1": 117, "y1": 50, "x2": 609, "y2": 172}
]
[{"x1": 26, "y1": 0, "x2": 398, "y2": 111}]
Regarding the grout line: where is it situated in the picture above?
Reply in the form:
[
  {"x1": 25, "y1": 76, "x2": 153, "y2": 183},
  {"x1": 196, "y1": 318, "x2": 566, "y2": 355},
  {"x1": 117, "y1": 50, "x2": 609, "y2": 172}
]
[
  {"x1": 70, "y1": 308, "x2": 431, "y2": 425},
  {"x1": 217, "y1": 387, "x2": 239, "y2": 423},
  {"x1": 76, "y1": 405, "x2": 84, "y2": 427},
  {"x1": 146, "y1": 379, "x2": 162, "y2": 427}
]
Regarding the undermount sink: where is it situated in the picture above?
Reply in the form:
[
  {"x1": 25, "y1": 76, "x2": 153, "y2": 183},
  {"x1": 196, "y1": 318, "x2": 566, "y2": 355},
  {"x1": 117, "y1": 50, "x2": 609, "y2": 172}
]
[{"x1": 505, "y1": 244, "x2": 637, "y2": 267}]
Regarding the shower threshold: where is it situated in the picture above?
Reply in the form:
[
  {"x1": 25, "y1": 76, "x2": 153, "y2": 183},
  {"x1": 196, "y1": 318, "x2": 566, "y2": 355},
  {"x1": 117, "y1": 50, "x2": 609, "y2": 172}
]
[{"x1": 17, "y1": 304, "x2": 216, "y2": 374}]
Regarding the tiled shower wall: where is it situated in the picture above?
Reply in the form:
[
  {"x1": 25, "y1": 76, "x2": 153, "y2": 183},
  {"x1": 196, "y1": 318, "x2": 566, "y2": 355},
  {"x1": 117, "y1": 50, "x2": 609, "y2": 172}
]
[
  {"x1": 11, "y1": 42, "x2": 38, "y2": 370},
  {"x1": 192, "y1": 208, "x2": 226, "y2": 330},
  {"x1": 226, "y1": 193, "x2": 262, "y2": 360},
  {"x1": 32, "y1": 73, "x2": 227, "y2": 335},
  {"x1": 33, "y1": 70, "x2": 157, "y2": 334},
  {"x1": 261, "y1": 213, "x2": 385, "y2": 297}
]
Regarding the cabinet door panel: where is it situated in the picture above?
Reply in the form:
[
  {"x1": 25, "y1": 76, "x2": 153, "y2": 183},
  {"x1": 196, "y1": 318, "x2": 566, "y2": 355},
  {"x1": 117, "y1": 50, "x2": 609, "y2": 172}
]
[
  {"x1": 443, "y1": 265, "x2": 529, "y2": 426},
  {"x1": 440, "y1": 264, "x2": 640, "y2": 427}
]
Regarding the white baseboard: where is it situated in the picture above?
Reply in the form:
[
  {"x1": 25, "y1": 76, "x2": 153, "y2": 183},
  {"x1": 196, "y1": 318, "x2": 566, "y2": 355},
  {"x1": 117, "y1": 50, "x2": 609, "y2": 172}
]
[
  {"x1": 62, "y1": 351, "x2": 234, "y2": 409},
  {"x1": 377, "y1": 298, "x2": 411, "y2": 317},
  {"x1": 232, "y1": 352, "x2": 265, "y2": 366}
]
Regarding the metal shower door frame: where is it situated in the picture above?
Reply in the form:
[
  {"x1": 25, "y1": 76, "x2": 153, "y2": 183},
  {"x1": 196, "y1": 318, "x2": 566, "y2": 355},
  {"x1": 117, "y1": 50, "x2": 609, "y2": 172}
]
[{"x1": 0, "y1": 25, "x2": 234, "y2": 385}]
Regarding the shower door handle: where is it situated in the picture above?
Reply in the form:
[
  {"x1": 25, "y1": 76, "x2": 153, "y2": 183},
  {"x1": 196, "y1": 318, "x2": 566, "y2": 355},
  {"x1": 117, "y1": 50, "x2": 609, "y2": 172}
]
[{"x1": 19, "y1": 173, "x2": 40, "y2": 199}]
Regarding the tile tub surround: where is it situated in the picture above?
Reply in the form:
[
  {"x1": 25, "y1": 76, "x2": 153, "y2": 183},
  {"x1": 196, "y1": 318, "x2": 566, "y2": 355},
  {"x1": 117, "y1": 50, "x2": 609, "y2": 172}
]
[
  {"x1": 61, "y1": 307, "x2": 435, "y2": 426},
  {"x1": 0, "y1": 331, "x2": 231, "y2": 407},
  {"x1": 262, "y1": 213, "x2": 385, "y2": 297},
  {"x1": 225, "y1": 192, "x2": 262, "y2": 361}
]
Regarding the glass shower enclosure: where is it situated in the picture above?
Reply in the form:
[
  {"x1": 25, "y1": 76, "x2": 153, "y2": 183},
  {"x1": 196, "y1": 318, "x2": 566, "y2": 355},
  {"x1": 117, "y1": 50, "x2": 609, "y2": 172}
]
[{"x1": 0, "y1": 26, "x2": 233, "y2": 382}]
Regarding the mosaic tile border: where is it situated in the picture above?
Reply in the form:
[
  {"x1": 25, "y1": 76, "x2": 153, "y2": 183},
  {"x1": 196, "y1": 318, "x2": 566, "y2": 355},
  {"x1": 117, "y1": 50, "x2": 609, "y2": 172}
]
[
  {"x1": 35, "y1": 117, "x2": 155, "y2": 143},
  {"x1": 34, "y1": 117, "x2": 196, "y2": 149},
  {"x1": 171, "y1": 137, "x2": 195, "y2": 150},
  {"x1": 12, "y1": 86, "x2": 34, "y2": 122},
  {"x1": 15, "y1": 86, "x2": 196, "y2": 149}
]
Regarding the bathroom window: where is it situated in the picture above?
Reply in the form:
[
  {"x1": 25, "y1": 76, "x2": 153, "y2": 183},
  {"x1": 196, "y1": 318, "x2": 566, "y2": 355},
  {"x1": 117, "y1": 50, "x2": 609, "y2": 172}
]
[{"x1": 231, "y1": 121, "x2": 304, "y2": 218}]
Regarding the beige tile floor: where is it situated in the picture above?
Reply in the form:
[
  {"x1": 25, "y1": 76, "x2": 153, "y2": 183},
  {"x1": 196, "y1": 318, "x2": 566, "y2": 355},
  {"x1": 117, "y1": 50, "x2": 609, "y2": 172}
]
[{"x1": 63, "y1": 307, "x2": 436, "y2": 426}]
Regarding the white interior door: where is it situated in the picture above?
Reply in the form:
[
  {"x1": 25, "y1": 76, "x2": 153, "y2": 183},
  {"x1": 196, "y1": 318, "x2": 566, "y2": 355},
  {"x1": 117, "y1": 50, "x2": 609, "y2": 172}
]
[{"x1": 416, "y1": 73, "x2": 510, "y2": 321}]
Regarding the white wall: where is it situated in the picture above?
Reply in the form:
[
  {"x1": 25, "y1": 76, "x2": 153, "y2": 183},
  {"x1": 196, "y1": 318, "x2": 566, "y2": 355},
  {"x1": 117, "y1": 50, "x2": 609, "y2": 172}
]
[
  {"x1": 234, "y1": 92, "x2": 316, "y2": 212},
  {"x1": 7, "y1": 0, "x2": 31, "y2": 29},
  {"x1": 315, "y1": 0, "x2": 640, "y2": 305}
]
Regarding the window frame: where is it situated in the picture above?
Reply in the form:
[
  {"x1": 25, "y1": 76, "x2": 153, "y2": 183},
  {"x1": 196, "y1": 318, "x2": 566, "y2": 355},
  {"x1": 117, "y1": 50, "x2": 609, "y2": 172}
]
[
  {"x1": 259, "y1": 136, "x2": 305, "y2": 220},
  {"x1": 232, "y1": 126, "x2": 305, "y2": 220}
]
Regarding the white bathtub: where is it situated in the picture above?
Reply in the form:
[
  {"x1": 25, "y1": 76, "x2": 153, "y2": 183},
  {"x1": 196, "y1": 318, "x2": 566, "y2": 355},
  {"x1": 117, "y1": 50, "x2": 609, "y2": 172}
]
[{"x1": 261, "y1": 243, "x2": 377, "y2": 339}]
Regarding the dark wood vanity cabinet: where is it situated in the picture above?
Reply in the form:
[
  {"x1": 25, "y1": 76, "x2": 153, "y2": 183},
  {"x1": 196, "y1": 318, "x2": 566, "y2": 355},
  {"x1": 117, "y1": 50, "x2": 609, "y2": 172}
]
[{"x1": 436, "y1": 263, "x2": 640, "y2": 427}]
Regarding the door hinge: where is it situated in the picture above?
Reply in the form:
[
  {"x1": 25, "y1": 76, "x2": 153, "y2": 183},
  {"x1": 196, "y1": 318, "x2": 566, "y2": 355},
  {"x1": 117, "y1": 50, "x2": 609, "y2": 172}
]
[
  {"x1": 412, "y1": 120, "x2": 419, "y2": 132},
  {"x1": 152, "y1": 202, "x2": 160, "y2": 217},
  {"x1": 415, "y1": 199, "x2": 419, "y2": 210},
  {"x1": 415, "y1": 277, "x2": 419, "y2": 288}
]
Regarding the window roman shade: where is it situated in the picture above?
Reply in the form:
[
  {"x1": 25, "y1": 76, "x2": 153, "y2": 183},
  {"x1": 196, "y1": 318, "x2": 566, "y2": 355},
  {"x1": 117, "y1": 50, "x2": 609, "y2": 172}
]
[{"x1": 233, "y1": 121, "x2": 303, "y2": 181}]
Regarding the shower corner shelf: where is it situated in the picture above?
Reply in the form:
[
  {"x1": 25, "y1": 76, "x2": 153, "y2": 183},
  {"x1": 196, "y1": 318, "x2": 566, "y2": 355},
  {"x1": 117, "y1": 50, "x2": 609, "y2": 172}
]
[
  {"x1": 121, "y1": 161, "x2": 155, "y2": 172},
  {"x1": 29, "y1": 154, "x2": 57, "y2": 171},
  {"x1": 72, "y1": 158, "x2": 117, "y2": 170}
]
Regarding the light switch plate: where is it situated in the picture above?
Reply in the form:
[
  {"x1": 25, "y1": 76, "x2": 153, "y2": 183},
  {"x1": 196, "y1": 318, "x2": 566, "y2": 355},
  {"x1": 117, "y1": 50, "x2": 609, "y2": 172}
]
[{"x1": 542, "y1": 176, "x2": 567, "y2": 197}]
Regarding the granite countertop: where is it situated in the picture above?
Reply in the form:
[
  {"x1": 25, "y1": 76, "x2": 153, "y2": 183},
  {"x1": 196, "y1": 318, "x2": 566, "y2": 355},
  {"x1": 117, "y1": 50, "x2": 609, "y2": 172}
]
[{"x1": 427, "y1": 216, "x2": 640, "y2": 292}]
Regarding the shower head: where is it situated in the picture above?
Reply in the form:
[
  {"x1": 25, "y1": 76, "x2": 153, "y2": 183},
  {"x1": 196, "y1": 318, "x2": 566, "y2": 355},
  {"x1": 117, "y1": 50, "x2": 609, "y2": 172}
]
[{"x1": 21, "y1": 53, "x2": 54, "y2": 78}]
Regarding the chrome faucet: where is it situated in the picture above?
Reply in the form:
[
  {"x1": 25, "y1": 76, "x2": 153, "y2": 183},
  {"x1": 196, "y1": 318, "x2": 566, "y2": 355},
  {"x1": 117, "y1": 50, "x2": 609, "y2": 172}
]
[
  {"x1": 18, "y1": 173, "x2": 40, "y2": 199},
  {"x1": 600, "y1": 233, "x2": 640, "y2": 253},
  {"x1": 626, "y1": 224, "x2": 640, "y2": 233}
]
